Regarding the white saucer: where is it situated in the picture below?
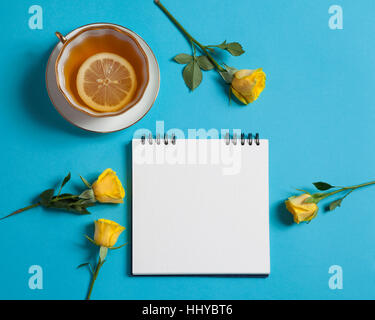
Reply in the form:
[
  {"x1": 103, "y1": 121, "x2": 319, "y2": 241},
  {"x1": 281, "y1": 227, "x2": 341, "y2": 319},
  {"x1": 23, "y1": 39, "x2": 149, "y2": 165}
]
[{"x1": 46, "y1": 23, "x2": 160, "y2": 133}]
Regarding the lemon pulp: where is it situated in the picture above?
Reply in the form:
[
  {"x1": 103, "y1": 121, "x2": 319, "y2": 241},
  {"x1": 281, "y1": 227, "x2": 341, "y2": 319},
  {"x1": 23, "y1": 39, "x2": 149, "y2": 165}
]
[{"x1": 76, "y1": 52, "x2": 137, "y2": 113}]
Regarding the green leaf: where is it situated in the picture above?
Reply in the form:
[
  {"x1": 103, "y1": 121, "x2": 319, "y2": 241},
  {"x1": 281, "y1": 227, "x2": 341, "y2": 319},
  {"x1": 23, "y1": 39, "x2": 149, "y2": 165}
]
[
  {"x1": 57, "y1": 172, "x2": 71, "y2": 195},
  {"x1": 196, "y1": 56, "x2": 214, "y2": 71},
  {"x1": 56, "y1": 193, "x2": 74, "y2": 197},
  {"x1": 226, "y1": 43, "x2": 245, "y2": 56},
  {"x1": 329, "y1": 198, "x2": 343, "y2": 211},
  {"x1": 77, "y1": 262, "x2": 89, "y2": 269},
  {"x1": 52, "y1": 199, "x2": 76, "y2": 208},
  {"x1": 39, "y1": 189, "x2": 54, "y2": 206},
  {"x1": 174, "y1": 53, "x2": 193, "y2": 64},
  {"x1": 47, "y1": 198, "x2": 92, "y2": 214},
  {"x1": 215, "y1": 41, "x2": 245, "y2": 56},
  {"x1": 74, "y1": 198, "x2": 96, "y2": 207},
  {"x1": 61, "y1": 172, "x2": 71, "y2": 189},
  {"x1": 48, "y1": 201, "x2": 70, "y2": 209},
  {"x1": 80, "y1": 176, "x2": 91, "y2": 188},
  {"x1": 70, "y1": 205, "x2": 91, "y2": 215},
  {"x1": 77, "y1": 262, "x2": 94, "y2": 274},
  {"x1": 182, "y1": 60, "x2": 202, "y2": 91},
  {"x1": 313, "y1": 182, "x2": 334, "y2": 191}
]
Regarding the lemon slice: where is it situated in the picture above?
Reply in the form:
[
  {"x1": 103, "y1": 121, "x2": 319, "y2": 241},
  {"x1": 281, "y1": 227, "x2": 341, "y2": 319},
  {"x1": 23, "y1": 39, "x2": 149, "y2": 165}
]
[{"x1": 76, "y1": 52, "x2": 137, "y2": 113}]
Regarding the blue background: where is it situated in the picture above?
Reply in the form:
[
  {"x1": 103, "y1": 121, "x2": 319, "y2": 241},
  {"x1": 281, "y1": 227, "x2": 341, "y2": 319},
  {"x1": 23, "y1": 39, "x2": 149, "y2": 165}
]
[{"x1": 0, "y1": 0, "x2": 374, "y2": 300}]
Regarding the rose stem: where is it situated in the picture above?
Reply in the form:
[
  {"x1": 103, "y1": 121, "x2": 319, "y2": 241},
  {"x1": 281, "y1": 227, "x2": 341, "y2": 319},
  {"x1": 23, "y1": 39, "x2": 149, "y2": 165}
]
[
  {"x1": 86, "y1": 257, "x2": 104, "y2": 300},
  {"x1": 318, "y1": 180, "x2": 375, "y2": 201},
  {"x1": 154, "y1": 0, "x2": 225, "y2": 72},
  {"x1": 0, "y1": 202, "x2": 40, "y2": 221}
]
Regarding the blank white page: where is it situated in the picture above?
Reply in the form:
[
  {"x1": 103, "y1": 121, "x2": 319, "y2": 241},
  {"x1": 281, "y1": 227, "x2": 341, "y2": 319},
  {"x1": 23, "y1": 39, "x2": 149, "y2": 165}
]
[{"x1": 132, "y1": 138, "x2": 270, "y2": 275}]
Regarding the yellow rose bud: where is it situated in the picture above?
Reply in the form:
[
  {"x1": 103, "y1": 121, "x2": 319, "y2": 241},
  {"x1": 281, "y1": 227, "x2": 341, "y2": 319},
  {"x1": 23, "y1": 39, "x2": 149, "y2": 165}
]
[
  {"x1": 231, "y1": 68, "x2": 266, "y2": 104},
  {"x1": 285, "y1": 194, "x2": 318, "y2": 224},
  {"x1": 94, "y1": 219, "x2": 125, "y2": 248},
  {"x1": 92, "y1": 168, "x2": 125, "y2": 203}
]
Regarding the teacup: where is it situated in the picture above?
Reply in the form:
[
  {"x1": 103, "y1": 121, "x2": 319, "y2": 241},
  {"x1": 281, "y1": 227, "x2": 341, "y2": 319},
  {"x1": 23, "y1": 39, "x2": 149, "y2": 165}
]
[{"x1": 54, "y1": 23, "x2": 149, "y2": 117}]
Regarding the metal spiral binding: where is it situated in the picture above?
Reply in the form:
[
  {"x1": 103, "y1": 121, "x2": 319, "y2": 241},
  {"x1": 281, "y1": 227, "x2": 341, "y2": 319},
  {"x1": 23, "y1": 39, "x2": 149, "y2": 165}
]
[
  {"x1": 141, "y1": 133, "x2": 177, "y2": 145},
  {"x1": 224, "y1": 132, "x2": 260, "y2": 145},
  {"x1": 141, "y1": 133, "x2": 259, "y2": 145}
]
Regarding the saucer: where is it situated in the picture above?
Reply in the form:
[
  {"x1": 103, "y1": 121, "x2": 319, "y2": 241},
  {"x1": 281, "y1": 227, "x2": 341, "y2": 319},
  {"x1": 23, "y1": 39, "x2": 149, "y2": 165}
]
[{"x1": 46, "y1": 23, "x2": 160, "y2": 133}]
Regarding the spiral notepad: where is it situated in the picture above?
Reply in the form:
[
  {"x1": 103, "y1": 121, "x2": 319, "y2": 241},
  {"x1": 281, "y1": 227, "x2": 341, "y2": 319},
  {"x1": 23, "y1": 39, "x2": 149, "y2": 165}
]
[{"x1": 132, "y1": 132, "x2": 270, "y2": 275}]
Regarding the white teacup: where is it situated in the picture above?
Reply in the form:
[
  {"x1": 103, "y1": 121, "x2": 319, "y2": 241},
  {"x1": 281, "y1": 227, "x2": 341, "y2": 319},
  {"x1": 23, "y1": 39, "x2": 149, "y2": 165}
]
[{"x1": 54, "y1": 23, "x2": 150, "y2": 118}]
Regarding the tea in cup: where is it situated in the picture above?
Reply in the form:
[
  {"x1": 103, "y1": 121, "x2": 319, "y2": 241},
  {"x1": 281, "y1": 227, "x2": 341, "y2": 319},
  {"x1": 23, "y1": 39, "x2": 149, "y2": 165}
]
[{"x1": 55, "y1": 24, "x2": 149, "y2": 117}]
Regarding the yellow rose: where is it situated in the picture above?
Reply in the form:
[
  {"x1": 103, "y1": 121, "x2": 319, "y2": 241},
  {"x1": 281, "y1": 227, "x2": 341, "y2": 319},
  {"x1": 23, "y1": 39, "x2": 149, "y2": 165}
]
[
  {"x1": 92, "y1": 168, "x2": 125, "y2": 203},
  {"x1": 94, "y1": 219, "x2": 125, "y2": 248},
  {"x1": 231, "y1": 68, "x2": 266, "y2": 104},
  {"x1": 285, "y1": 194, "x2": 318, "y2": 224}
]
